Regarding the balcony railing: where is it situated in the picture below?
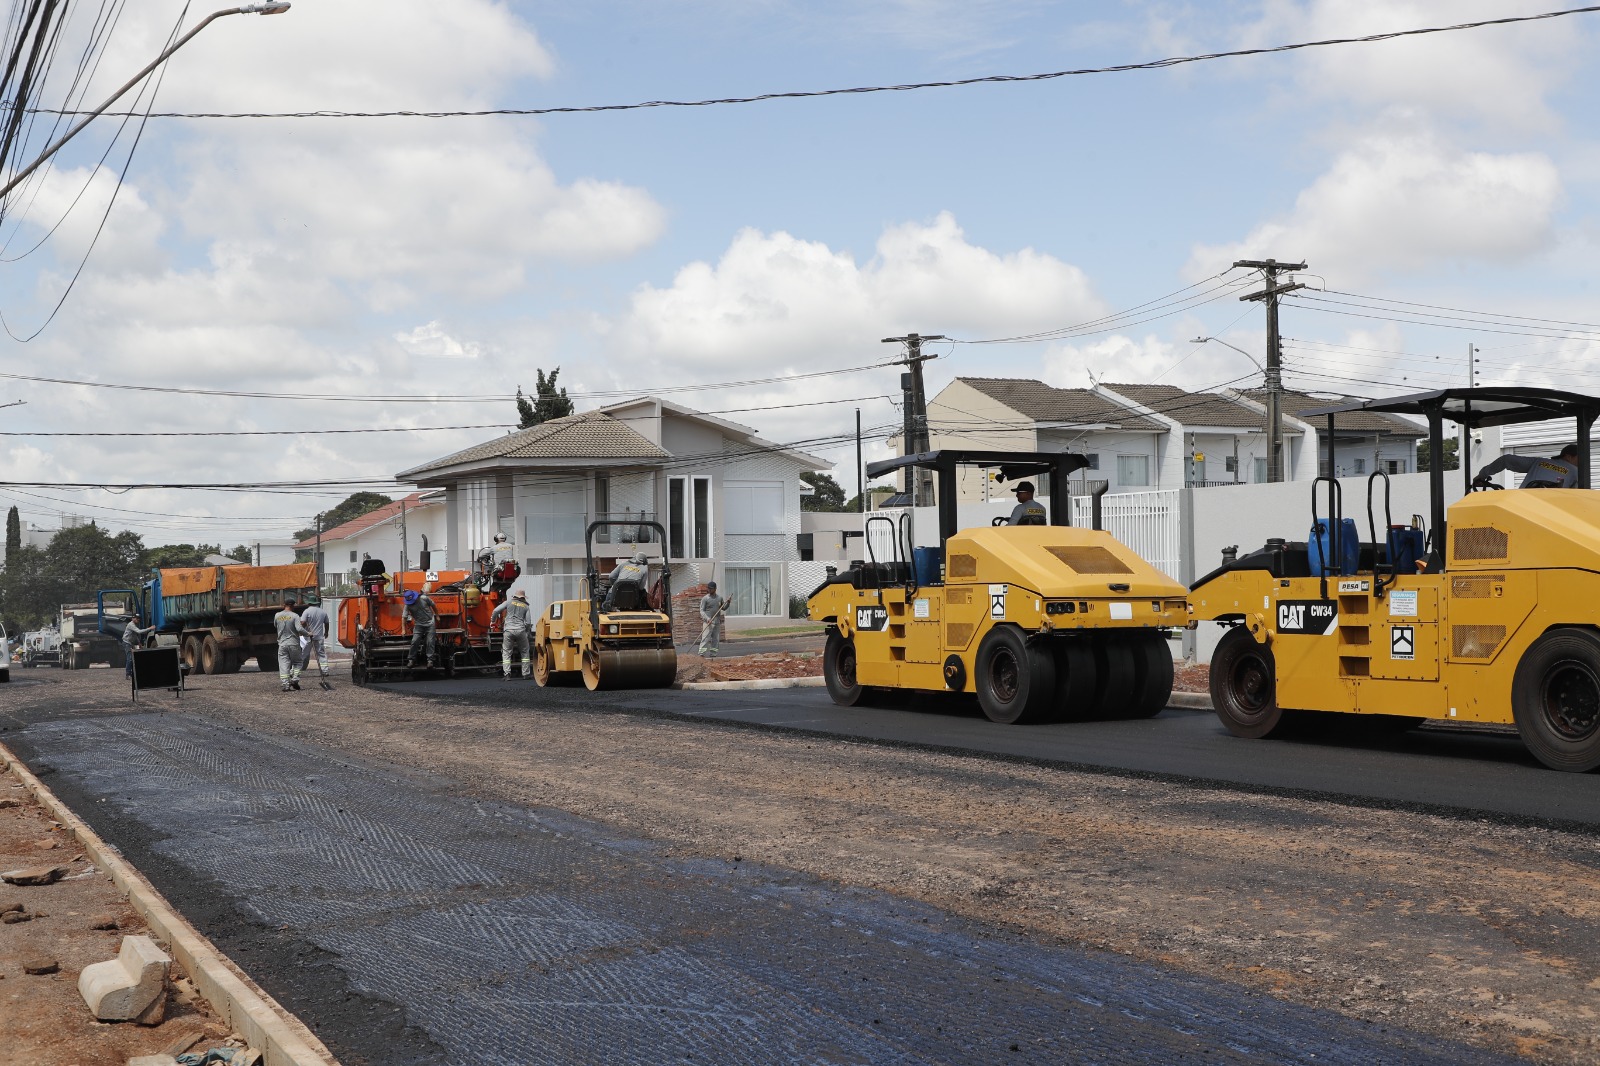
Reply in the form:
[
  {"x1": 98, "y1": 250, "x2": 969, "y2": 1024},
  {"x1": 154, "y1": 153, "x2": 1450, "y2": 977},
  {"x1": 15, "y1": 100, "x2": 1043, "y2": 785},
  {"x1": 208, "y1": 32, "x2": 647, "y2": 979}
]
[{"x1": 594, "y1": 510, "x2": 660, "y2": 545}]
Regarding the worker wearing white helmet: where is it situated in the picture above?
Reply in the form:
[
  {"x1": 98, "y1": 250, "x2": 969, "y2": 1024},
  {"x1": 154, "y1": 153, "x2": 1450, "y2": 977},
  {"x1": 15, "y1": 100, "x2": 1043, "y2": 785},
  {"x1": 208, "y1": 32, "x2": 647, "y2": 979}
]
[{"x1": 603, "y1": 550, "x2": 651, "y2": 611}]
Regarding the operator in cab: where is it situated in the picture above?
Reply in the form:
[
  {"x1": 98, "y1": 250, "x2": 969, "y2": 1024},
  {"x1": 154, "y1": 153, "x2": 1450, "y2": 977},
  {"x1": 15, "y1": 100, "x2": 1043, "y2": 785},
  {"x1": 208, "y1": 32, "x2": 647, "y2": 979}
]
[
  {"x1": 1007, "y1": 481, "x2": 1047, "y2": 525},
  {"x1": 604, "y1": 550, "x2": 650, "y2": 611},
  {"x1": 1473, "y1": 444, "x2": 1580, "y2": 489}
]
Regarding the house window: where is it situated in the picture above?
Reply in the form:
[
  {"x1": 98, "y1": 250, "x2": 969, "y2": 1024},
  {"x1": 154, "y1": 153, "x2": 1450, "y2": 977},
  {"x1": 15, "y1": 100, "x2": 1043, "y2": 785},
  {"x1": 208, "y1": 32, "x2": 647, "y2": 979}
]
[
  {"x1": 1116, "y1": 455, "x2": 1149, "y2": 487},
  {"x1": 1354, "y1": 458, "x2": 1366, "y2": 474},
  {"x1": 1254, "y1": 457, "x2": 1268, "y2": 483},
  {"x1": 349, "y1": 550, "x2": 358, "y2": 563},
  {"x1": 668, "y1": 476, "x2": 712, "y2": 559},
  {"x1": 1084, "y1": 453, "x2": 1099, "y2": 470},
  {"x1": 725, "y1": 481, "x2": 784, "y2": 534},
  {"x1": 1386, "y1": 459, "x2": 1406, "y2": 474},
  {"x1": 725, "y1": 566, "x2": 773, "y2": 616},
  {"x1": 524, "y1": 477, "x2": 586, "y2": 544}
]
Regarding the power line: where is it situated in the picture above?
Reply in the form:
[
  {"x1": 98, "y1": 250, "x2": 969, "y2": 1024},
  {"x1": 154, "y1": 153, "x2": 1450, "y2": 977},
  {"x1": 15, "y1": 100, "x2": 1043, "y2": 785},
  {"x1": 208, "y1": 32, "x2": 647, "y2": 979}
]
[
  {"x1": 0, "y1": 423, "x2": 519, "y2": 437},
  {"x1": 23, "y1": 6, "x2": 1600, "y2": 120}
]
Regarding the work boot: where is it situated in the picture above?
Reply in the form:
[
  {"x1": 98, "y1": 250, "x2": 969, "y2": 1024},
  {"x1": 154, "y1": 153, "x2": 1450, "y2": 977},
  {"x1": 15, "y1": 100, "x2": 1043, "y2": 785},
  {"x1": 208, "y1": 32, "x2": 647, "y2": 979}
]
[
  {"x1": 290, "y1": 679, "x2": 301, "y2": 691},
  {"x1": 281, "y1": 684, "x2": 291, "y2": 693},
  {"x1": 502, "y1": 673, "x2": 512, "y2": 681}
]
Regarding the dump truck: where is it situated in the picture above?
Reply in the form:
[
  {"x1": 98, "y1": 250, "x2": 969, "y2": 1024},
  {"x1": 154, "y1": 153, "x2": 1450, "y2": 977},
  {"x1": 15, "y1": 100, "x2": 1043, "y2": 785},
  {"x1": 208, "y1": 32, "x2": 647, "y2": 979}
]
[
  {"x1": 339, "y1": 556, "x2": 505, "y2": 683},
  {"x1": 60, "y1": 600, "x2": 130, "y2": 670},
  {"x1": 808, "y1": 451, "x2": 1187, "y2": 723},
  {"x1": 1189, "y1": 385, "x2": 1600, "y2": 773},
  {"x1": 129, "y1": 562, "x2": 320, "y2": 674},
  {"x1": 19, "y1": 628, "x2": 61, "y2": 667},
  {"x1": 533, "y1": 520, "x2": 676, "y2": 690}
]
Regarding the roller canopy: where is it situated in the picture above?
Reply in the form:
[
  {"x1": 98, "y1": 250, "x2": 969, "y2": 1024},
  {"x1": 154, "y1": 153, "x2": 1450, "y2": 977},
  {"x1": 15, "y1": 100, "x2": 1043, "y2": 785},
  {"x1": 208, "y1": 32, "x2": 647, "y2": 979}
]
[{"x1": 1301, "y1": 387, "x2": 1600, "y2": 430}]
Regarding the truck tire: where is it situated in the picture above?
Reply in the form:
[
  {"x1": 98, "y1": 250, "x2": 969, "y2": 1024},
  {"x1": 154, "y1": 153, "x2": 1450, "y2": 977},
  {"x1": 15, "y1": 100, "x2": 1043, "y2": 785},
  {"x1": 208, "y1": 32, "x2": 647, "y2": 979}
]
[
  {"x1": 200, "y1": 636, "x2": 223, "y2": 676},
  {"x1": 1211, "y1": 627, "x2": 1287, "y2": 738},
  {"x1": 975, "y1": 625, "x2": 1056, "y2": 725},
  {"x1": 1512, "y1": 628, "x2": 1600, "y2": 773},
  {"x1": 256, "y1": 651, "x2": 275, "y2": 673},
  {"x1": 182, "y1": 636, "x2": 204, "y2": 674}
]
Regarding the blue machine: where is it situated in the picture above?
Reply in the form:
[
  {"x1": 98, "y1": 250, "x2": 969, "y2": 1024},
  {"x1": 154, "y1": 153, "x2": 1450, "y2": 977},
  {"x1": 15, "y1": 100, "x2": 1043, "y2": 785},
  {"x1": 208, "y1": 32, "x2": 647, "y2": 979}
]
[
  {"x1": 1386, "y1": 525, "x2": 1425, "y2": 574},
  {"x1": 911, "y1": 546, "x2": 943, "y2": 586},
  {"x1": 1309, "y1": 517, "x2": 1360, "y2": 576}
]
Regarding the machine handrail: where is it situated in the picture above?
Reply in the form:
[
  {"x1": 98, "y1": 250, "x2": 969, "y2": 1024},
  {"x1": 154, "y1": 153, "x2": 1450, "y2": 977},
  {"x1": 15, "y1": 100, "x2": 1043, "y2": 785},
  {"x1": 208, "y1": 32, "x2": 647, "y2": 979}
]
[
  {"x1": 898, "y1": 511, "x2": 919, "y2": 597},
  {"x1": 864, "y1": 514, "x2": 898, "y2": 603},
  {"x1": 1366, "y1": 470, "x2": 1395, "y2": 596},
  {"x1": 584, "y1": 519, "x2": 672, "y2": 634},
  {"x1": 1310, "y1": 475, "x2": 1344, "y2": 600}
]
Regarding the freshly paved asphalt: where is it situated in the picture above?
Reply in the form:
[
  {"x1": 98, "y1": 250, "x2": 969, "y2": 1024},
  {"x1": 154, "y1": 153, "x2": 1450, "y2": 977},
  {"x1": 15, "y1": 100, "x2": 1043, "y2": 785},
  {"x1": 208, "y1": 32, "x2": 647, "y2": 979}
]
[
  {"x1": 381, "y1": 676, "x2": 1600, "y2": 828},
  {"x1": 10, "y1": 712, "x2": 1529, "y2": 1066}
]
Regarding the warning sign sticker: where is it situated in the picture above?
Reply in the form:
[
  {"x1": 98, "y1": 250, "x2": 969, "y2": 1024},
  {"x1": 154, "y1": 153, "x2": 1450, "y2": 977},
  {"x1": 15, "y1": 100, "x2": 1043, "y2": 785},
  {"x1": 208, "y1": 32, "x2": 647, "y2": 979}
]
[
  {"x1": 989, "y1": 584, "x2": 1007, "y2": 619},
  {"x1": 1391, "y1": 625, "x2": 1415, "y2": 660},
  {"x1": 1388, "y1": 589, "x2": 1418, "y2": 617}
]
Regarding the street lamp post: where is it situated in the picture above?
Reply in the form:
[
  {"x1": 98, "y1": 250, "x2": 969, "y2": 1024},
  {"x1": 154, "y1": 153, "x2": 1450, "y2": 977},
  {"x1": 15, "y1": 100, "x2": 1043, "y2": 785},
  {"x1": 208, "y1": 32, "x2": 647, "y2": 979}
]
[
  {"x1": 1193, "y1": 336, "x2": 1269, "y2": 483},
  {"x1": 0, "y1": 3, "x2": 291, "y2": 204}
]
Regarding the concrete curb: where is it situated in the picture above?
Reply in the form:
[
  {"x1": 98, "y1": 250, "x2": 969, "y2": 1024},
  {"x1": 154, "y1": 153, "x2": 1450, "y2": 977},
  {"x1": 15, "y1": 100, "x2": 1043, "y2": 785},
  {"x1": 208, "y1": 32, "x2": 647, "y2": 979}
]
[
  {"x1": 676, "y1": 675, "x2": 827, "y2": 691},
  {"x1": 0, "y1": 741, "x2": 339, "y2": 1066},
  {"x1": 1168, "y1": 691, "x2": 1213, "y2": 711}
]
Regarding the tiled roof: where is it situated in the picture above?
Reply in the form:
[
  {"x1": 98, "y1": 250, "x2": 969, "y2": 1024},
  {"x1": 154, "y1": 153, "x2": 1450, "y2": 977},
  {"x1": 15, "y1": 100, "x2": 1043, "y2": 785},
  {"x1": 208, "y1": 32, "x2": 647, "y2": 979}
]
[
  {"x1": 294, "y1": 492, "x2": 429, "y2": 550},
  {"x1": 1243, "y1": 389, "x2": 1426, "y2": 437},
  {"x1": 954, "y1": 378, "x2": 1164, "y2": 431},
  {"x1": 1101, "y1": 383, "x2": 1265, "y2": 429},
  {"x1": 398, "y1": 411, "x2": 669, "y2": 480}
]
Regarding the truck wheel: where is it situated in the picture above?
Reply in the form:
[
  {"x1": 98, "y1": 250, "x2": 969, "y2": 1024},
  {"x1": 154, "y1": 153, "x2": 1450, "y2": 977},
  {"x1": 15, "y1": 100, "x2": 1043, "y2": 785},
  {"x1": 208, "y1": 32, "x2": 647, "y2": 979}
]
[
  {"x1": 975, "y1": 626, "x2": 1055, "y2": 724},
  {"x1": 255, "y1": 651, "x2": 275, "y2": 673},
  {"x1": 1513, "y1": 629, "x2": 1600, "y2": 772},
  {"x1": 1124, "y1": 633, "x2": 1175, "y2": 719},
  {"x1": 823, "y1": 631, "x2": 865, "y2": 707},
  {"x1": 200, "y1": 636, "x2": 223, "y2": 676},
  {"x1": 183, "y1": 637, "x2": 204, "y2": 674},
  {"x1": 1211, "y1": 627, "x2": 1285, "y2": 738}
]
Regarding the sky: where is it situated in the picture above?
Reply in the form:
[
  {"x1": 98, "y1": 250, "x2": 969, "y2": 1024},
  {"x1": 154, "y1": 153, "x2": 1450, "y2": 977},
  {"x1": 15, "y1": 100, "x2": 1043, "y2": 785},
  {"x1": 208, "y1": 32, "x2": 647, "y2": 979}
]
[{"x1": 2, "y1": 0, "x2": 1599, "y2": 547}]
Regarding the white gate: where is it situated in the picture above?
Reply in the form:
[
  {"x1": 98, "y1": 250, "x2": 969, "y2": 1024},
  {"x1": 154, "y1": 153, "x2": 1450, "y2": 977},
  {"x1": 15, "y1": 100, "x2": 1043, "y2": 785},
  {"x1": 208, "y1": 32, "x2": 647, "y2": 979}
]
[{"x1": 1071, "y1": 489, "x2": 1182, "y2": 581}]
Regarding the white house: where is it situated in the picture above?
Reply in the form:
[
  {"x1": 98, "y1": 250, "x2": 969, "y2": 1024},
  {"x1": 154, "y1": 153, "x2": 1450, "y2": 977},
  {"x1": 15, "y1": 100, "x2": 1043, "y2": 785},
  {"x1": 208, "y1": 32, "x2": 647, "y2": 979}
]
[
  {"x1": 293, "y1": 491, "x2": 447, "y2": 589},
  {"x1": 396, "y1": 399, "x2": 828, "y2": 628}
]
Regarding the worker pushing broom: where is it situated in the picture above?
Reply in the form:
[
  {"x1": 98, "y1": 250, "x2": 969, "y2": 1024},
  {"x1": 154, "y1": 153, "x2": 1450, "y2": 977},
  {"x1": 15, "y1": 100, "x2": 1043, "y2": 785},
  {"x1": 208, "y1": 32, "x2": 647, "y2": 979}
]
[{"x1": 698, "y1": 581, "x2": 730, "y2": 658}]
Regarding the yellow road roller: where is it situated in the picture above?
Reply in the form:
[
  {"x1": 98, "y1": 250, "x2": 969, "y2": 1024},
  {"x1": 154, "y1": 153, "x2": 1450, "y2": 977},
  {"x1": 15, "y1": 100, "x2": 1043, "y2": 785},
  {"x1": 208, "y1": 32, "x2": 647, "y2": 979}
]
[
  {"x1": 533, "y1": 519, "x2": 676, "y2": 690},
  {"x1": 1190, "y1": 386, "x2": 1600, "y2": 772},
  {"x1": 809, "y1": 450, "x2": 1188, "y2": 723}
]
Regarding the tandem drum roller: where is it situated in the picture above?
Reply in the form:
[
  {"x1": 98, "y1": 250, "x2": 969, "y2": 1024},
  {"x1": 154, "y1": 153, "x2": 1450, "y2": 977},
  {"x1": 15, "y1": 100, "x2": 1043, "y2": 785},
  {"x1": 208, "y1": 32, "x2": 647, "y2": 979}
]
[{"x1": 581, "y1": 646, "x2": 677, "y2": 691}]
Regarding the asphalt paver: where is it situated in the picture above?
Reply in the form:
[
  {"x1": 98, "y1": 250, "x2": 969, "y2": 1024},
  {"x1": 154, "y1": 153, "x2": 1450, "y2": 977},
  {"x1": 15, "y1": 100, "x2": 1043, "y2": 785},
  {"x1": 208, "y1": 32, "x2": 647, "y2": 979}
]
[{"x1": 16, "y1": 712, "x2": 1528, "y2": 1066}]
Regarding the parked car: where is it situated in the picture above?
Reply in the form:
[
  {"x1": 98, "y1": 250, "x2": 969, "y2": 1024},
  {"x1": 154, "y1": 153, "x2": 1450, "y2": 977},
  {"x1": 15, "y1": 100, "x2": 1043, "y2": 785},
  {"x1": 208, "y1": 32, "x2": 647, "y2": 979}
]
[{"x1": 0, "y1": 621, "x2": 11, "y2": 682}]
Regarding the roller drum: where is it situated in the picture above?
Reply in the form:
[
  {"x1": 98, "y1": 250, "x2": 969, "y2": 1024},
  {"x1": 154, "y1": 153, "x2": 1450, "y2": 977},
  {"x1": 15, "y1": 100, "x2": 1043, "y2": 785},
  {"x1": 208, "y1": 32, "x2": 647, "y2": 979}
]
[{"x1": 582, "y1": 646, "x2": 677, "y2": 690}]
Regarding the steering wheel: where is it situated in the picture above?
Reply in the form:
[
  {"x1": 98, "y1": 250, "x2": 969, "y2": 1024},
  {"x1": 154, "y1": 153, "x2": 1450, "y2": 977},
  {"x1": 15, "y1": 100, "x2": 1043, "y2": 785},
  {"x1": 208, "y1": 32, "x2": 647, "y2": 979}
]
[
  {"x1": 1471, "y1": 479, "x2": 1504, "y2": 492},
  {"x1": 991, "y1": 516, "x2": 1008, "y2": 526}
]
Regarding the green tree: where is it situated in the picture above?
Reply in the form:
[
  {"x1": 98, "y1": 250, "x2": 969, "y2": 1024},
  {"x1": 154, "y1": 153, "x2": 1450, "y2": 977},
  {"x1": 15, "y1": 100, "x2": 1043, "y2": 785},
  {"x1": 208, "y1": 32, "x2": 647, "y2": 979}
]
[
  {"x1": 516, "y1": 367, "x2": 575, "y2": 429},
  {"x1": 5, "y1": 505, "x2": 19, "y2": 563},
  {"x1": 293, "y1": 491, "x2": 393, "y2": 542},
  {"x1": 842, "y1": 486, "x2": 897, "y2": 512},
  {"x1": 1417, "y1": 438, "x2": 1458, "y2": 472},
  {"x1": 226, "y1": 545, "x2": 253, "y2": 563},
  {"x1": 0, "y1": 523, "x2": 146, "y2": 629},
  {"x1": 800, "y1": 472, "x2": 848, "y2": 512},
  {"x1": 145, "y1": 544, "x2": 208, "y2": 569}
]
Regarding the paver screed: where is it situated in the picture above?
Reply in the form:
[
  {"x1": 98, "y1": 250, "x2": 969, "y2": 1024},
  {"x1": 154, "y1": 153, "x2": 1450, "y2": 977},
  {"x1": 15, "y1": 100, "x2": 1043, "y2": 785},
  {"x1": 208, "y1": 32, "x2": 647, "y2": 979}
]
[{"x1": 23, "y1": 716, "x2": 1527, "y2": 1066}]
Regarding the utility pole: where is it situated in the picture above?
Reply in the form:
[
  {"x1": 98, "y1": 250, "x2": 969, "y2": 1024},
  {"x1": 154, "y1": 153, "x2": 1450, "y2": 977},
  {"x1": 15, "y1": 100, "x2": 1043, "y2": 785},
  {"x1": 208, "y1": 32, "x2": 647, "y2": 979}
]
[
  {"x1": 855, "y1": 408, "x2": 864, "y2": 514},
  {"x1": 399, "y1": 498, "x2": 409, "y2": 574},
  {"x1": 1462, "y1": 341, "x2": 1480, "y2": 474},
  {"x1": 882, "y1": 332, "x2": 944, "y2": 505},
  {"x1": 314, "y1": 512, "x2": 323, "y2": 594},
  {"x1": 1236, "y1": 259, "x2": 1307, "y2": 482}
]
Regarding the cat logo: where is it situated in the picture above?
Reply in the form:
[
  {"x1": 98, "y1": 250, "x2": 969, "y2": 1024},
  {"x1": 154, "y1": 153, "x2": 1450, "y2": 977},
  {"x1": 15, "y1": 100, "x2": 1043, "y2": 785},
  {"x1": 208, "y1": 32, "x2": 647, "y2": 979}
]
[
  {"x1": 1275, "y1": 599, "x2": 1337, "y2": 635},
  {"x1": 855, "y1": 606, "x2": 889, "y2": 632},
  {"x1": 1391, "y1": 625, "x2": 1415, "y2": 660}
]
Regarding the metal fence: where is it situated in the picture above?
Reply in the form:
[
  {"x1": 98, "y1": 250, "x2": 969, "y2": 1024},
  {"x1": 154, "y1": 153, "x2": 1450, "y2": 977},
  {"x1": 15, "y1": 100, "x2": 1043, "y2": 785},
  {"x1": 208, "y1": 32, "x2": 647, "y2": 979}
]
[{"x1": 1070, "y1": 488, "x2": 1182, "y2": 581}]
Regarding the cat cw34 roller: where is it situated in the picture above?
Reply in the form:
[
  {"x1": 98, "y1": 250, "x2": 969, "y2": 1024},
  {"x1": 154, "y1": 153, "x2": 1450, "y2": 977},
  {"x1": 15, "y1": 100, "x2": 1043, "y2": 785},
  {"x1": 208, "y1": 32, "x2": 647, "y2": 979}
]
[
  {"x1": 533, "y1": 519, "x2": 676, "y2": 690},
  {"x1": 1190, "y1": 387, "x2": 1600, "y2": 773},
  {"x1": 809, "y1": 450, "x2": 1188, "y2": 724}
]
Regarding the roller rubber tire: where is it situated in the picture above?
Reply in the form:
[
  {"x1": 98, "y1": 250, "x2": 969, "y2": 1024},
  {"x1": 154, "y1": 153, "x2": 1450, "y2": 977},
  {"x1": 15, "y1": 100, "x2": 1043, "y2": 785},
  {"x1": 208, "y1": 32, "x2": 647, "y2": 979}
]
[
  {"x1": 1512, "y1": 628, "x2": 1600, "y2": 772},
  {"x1": 1049, "y1": 640, "x2": 1099, "y2": 722},
  {"x1": 1211, "y1": 627, "x2": 1287, "y2": 739},
  {"x1": 1090, "y1": 638, "x2": 1138, "y2": 719},
  {"x1": 975, "y1": 625, "x2": 1056, "y2": 725},
  {"x1": 1125, "y1": 634, "x2": 1175, "y2": 719},
  {"x1": 824, "y1": 631, "x2": 866, "y2": 707}
]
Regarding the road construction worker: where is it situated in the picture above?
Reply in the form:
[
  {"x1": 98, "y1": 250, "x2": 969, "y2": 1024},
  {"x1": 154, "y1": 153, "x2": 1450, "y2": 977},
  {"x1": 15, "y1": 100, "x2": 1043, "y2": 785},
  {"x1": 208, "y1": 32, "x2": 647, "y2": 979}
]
[
  {"x1": 1474, "y1": 444, "x2": 1580, "y2": 489},
  {"x1": 274, "y1": 598, "x2": 308, "y2": 692},
  {"x1": 405, "y1": 585, "x2": 439, "y2": 669},
  {"x1": 699, "y1": 581, "x2": 730, "y2": 658},
  {"x1": 299, "y1": 598, "x2": 331, "y2": 681},
  {"x1": 121, "y1": 612, "x2": 155, "y2": 680},
  {"x1": 1007, "y1": 481, "x2": 1048, "y2": 525},
  {"x1": 604, "y1": 550, "x2": 650, "y2": 611},
  {"x1": 490, "y1": 589, "x2": 533, "y2": 679}
]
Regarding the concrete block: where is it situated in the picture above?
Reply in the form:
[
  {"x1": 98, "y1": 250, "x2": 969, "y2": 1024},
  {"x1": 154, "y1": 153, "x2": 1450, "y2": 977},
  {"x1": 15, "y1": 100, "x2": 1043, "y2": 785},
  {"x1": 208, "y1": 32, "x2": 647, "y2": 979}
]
[
  {"x1": 127, "y1": 1056, "x2": 179, "y2": 1066},
  {"x1": 79, "y1": 934, "x2": 171, "y2": 1021},
  {"x1": 1, "y1": 864, "x2": 66, "y2": 886}
]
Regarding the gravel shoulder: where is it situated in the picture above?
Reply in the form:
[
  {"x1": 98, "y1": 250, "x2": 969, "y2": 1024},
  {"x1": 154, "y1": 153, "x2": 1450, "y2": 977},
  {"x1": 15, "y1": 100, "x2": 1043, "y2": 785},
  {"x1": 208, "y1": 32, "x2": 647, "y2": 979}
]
[{"x1": 6, "y1": 667, "x2": 1600, "y2": 1064}]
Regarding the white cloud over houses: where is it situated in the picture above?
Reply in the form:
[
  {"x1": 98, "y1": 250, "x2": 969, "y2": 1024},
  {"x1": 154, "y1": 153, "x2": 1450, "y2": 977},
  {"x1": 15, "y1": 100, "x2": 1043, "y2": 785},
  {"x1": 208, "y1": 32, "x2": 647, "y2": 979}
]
[{"x1": 1187, "y1": 126, "x2": 1562, "y2": 284}]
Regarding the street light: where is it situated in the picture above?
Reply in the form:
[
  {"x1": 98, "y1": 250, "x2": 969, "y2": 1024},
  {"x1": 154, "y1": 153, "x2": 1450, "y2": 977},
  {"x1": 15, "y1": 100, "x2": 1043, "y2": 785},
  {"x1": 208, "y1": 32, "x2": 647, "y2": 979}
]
[
  {"x1": 1191, "y1": 336, "x2": 1265, "y2": 374},
  {"x1": 0, "y1": 4, "x2": 292, "y2": 203}
]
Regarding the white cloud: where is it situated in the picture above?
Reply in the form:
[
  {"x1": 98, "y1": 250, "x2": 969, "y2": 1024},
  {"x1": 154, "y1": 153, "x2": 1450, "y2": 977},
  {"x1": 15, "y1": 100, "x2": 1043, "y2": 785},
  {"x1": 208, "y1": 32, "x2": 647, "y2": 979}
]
[
  {"x1": 1239, "y1": 0, "x2": 1583, "y2": 130},
  {"x1": 394, "y1": 321, "x2": 483, "y2": 360},
  {"x1": 1187, "y1": 125, "x2": 1562, "y2": 284}
]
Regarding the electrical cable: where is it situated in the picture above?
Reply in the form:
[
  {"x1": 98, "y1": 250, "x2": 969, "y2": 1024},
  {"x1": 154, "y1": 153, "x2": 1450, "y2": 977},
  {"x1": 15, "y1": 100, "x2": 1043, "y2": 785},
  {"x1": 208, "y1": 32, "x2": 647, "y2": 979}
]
[{"x1": 25, "y1": 6, "x2": 1600, "y2": 120}]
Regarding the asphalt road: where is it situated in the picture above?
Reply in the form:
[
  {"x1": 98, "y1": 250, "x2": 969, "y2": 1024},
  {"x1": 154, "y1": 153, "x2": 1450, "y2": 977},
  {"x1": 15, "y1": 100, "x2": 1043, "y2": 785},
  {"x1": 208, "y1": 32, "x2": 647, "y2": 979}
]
[
  {"x1": 9, "y1": 709, "x2": 1526, "y2": 1066},
  {"x1": 384, "y1": 677, "x2": 1600, "y2": 827}
]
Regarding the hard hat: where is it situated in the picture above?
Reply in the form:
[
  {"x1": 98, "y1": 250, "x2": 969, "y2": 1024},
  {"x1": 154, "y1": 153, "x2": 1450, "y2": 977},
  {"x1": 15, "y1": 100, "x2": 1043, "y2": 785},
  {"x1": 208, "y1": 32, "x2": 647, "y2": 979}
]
[
  {"x1": 512, "y1": 590, "x2": 528, "y2": 601},
  {"x1": 494, "y1": 532, "x2": 508, "y2": 543},
  {"x1": 403, "y1": 590, "x2": 419, "y2": 605},
  {"x1": 422, "y1": 583, "x2": 433, "y2": 594},
  {"x1": 1013, "y1": 481, "x2": 1035, "y2": 494},
  {"x1": 632, "y1": 550, "x2": 648, "y2": 564}
]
